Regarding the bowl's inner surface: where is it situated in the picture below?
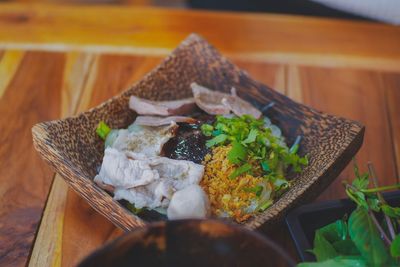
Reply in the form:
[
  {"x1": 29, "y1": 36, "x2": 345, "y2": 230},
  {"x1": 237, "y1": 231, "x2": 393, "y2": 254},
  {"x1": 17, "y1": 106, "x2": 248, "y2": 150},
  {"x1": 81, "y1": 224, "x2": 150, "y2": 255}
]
[
  {"x1": 78, "y1": 220, "x2": 295, "y2": 267},
  {"x1": 34, "y1": 34, "x2": 363, "y2": 230}
]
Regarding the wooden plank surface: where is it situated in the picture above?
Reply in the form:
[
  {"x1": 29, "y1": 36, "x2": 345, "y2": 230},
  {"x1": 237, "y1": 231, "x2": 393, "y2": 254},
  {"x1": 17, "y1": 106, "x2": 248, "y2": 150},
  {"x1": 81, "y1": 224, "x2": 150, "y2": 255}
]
[
  {"x1": 287, "y1": 66, "x2": 399, "y2": 200},
  {"x1": 0, "y1": 49, "x2": 398, "y2": 267},
  {"x1": 28, "y1": 52, "x2": 95, "y2": 267},
  {"x1": 382, "y1": 73, "x2": 400, "y2": 179},
  {"x1": 0, "y1": 51, "x2": 66, "y2": 266},
  {"x1": 29, "y1": 54, "x2": 400, "y2": 266},
  {"x1": 0, "y1": 4, "x2": 398, "y2": 267},
  {"x1": 1, "y1": 4, "x2": 400, "y2": 71}
]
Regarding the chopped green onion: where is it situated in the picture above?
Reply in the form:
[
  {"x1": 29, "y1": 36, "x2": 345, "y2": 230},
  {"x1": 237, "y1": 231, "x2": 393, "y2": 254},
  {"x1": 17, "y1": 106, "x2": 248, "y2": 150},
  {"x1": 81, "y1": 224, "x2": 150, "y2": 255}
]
[
  {"x1": 125, "y1": 203, "x2": 143, "y2": 215},
  {"x1": 96, "y1": 121, "x2": 111, "y2": 140},
  {"x1": 229, "y1": 163, "x2": 252, "y2": 179},
  {"x1": 243, "y1": 185, "x2": 263, "y2": 197},
  {"x1": 200, "y1": 124, "x2": 214, "y2": 136},
  {"x1": 212, "y1": 129, "x2": 222, "y2": 136},
  {"x1": 257, "y1": 199, "x2": 273, "y2": 211},
  {"x1": 289, "y1": 135, "x2": 302, "y2": 154}
]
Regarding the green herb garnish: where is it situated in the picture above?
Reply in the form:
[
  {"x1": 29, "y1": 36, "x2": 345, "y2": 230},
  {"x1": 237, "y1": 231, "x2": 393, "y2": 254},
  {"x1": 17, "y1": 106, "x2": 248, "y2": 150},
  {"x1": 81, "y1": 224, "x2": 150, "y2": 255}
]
[
  {"x1": 206, "y1": 134, "x2": 227, "y2": 147},
  {"x1": 299, "y1": 161, "x2": 400, "y2": 267},
  {"x1": 243, "y1": 185, "x2": 264, "y2": 197},
  {"x1": 201, "y1": 115, "x2": 308, "y2": 181},
  {"x1": 227, "y1": 141, "x2": 247, "y2": 164},
  {"x1": 96, "y1": 121, "x2": 111, "y2": 140}
]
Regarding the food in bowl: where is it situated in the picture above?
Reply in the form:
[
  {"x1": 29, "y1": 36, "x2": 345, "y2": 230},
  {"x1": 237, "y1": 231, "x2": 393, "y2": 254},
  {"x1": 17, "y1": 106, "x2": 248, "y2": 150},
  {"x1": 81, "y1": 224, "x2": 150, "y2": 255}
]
[{"x1": 94, "y1": 82, "x2": 308, "y2": 223}]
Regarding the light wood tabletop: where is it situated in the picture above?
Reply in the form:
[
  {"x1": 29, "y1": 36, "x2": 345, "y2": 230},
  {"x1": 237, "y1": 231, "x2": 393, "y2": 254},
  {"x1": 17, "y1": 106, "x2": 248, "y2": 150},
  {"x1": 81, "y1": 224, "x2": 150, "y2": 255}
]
[{"x1": 0, "y1": 3, "x2": 399, "y2": 266}]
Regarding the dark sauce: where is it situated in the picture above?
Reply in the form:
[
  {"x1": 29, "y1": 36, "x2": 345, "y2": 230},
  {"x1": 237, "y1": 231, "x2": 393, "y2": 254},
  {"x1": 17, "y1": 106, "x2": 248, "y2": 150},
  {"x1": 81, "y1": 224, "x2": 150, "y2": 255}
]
[{"x1": 163, "y1": 113, "x2": 215, "y2": 164}]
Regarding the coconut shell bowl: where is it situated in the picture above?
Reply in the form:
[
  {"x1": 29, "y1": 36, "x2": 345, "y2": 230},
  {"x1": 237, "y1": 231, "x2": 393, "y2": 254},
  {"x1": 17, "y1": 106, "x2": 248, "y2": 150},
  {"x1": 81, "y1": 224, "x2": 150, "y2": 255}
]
[{"x1": 32, "y1": 33, "x2": 364, "y2": 231}]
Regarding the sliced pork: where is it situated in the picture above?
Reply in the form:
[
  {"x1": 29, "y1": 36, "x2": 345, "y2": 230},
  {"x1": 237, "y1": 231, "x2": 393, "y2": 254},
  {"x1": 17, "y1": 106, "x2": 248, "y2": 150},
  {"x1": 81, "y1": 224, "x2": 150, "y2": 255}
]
[
  {"x1": 94, "y1": 148, "x2": 205, "y2": 209},
  {"x1": 191, "y1": 82, "x2": 262, "y2": 119},
  {"x1": 134, "y1": 116, "x2": 197, "y2": 126},
  {"x1": 191, "y1": 83, "x2": 231, "y2": 115},
  {"x1": 129, "y1": 95, "x2": 197, "y2": 116},
  {"x1": 105, "y1": 122, "x2": 178, "y2": 157}
]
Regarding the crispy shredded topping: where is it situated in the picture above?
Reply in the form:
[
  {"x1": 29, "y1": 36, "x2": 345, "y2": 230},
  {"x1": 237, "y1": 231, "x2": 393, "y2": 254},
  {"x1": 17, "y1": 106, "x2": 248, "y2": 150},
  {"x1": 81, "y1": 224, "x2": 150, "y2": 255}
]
[{"x1": 201, "y1": 145, "x2": 265, "y2": 223}]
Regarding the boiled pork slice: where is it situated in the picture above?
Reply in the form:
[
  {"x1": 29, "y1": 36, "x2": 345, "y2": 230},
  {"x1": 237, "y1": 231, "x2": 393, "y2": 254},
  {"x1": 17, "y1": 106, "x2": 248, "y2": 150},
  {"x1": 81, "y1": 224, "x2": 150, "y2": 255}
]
[
  {"x1": 134, "y1": 116, "x2": 197, "y2": 126},
  {"x1": 191, "y1": 83, "x2": 231, "y2": 115},
  {"x1": 191, "y1": 82, "x2": 262, "y2": 119},
  {"x1": 94, "y1": 148, "x2": 205, "y2": 209},
  {"x1": 129, "y1": 95, "x2": 197, "y2": 116},
  {"x1": 105, "y1": 122, "x2": 178, "y2": 157}
]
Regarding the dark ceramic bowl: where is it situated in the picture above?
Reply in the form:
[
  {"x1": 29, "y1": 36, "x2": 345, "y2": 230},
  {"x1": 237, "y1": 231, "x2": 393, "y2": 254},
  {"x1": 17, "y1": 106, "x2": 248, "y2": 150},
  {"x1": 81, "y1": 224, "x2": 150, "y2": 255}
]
[{"x1": 78, "y1": 219, "x2": 295, "y2": 267}]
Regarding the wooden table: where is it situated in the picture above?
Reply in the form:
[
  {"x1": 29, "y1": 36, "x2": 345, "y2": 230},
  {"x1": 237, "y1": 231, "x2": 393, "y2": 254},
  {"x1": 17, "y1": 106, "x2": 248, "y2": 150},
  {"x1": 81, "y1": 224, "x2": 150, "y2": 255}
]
[{"x1": 0, "y1": 4, "x2": 399, "y2": 266}]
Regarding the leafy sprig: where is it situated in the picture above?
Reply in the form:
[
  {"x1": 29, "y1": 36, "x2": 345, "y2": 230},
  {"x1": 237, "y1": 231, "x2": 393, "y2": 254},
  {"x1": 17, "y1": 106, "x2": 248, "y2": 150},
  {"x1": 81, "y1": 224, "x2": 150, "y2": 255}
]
[
  {"x1": 201, "y1": 115, "x2": 308, "y2": 180},
  {"x1": 299, "y1": 160, "x2": 400, "y2": 267}
]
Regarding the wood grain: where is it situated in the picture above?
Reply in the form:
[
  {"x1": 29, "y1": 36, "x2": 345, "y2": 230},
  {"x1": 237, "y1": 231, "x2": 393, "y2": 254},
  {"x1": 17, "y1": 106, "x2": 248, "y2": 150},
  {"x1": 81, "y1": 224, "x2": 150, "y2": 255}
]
[
  {"x1": 28, "y1": 52, "x2": 95, "y2": 267},
  {"x1": 0, "y1": 51, "x2": 65, "y2": 267},
  {"x1": 287, "y1": 66, "x2": 399, "y2": 200},
  {"x1": 0, "y1": 5, "x2": 397, "y2": 267},
  {"x1": 0, "y1": 50, "x2": 25, "y2": 97},
  {"x1": 382, "y1": 73, "x2": 400, "y2": 181},
  {"x1": 232, "y1": 59, "x2": 286, "y2": 94},
  {"x1": 0, "y1": 4, "x2": 400, "y2": 71}
]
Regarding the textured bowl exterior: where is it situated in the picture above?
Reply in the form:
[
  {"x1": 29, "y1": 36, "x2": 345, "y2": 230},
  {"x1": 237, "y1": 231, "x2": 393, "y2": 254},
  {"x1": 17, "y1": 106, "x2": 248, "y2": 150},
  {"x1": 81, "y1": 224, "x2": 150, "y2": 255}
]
[{"x1": 32, "y1": 34, "x2": 364, "y2": 231}]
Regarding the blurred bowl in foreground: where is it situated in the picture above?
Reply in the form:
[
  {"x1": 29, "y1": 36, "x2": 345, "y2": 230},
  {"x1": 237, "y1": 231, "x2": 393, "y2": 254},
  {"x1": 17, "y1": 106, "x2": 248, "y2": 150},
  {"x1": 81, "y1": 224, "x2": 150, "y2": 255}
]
[{"x1": 78, "y1": 219, "x2": 295, "y2": 267}]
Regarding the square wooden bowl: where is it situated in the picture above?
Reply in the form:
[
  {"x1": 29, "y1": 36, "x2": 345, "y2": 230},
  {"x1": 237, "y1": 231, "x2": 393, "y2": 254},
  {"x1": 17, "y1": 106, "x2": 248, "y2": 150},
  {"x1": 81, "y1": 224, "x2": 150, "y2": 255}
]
[{"x1": 32, "y1": 34, "x2": 364, "y2": 230}]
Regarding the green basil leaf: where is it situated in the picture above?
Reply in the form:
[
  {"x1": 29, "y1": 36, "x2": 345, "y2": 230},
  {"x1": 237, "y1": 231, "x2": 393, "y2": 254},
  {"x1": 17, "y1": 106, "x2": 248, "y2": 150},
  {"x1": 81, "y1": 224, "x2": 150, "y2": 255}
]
[
  {"x1": 381, "y1": 204, "x2": 400, "y2": 218},
  {"x1": 318, "y1": 220, "x2": 348, "y2": 244},
  {"x1": 332, "y1": 240, "x2": 360, "y2": 256},
  {"x1": 367, "y1": 196, "x2": 380, "y2": 212},
  {"x1": 390, "y1": 234, "x2": 400, "y2": 258},
  {"x1": 298, "y1": 256, "x2": 367, "y2": 267},
  {"x1": 348, "y1": 207, "x2": 389, "y2": 266},
  {"x1": 311, "y1": 231, "x2": 338, "y2": 261},
  {"x1": 352, "y1": 174, "x2": 369, "y2": 190}
]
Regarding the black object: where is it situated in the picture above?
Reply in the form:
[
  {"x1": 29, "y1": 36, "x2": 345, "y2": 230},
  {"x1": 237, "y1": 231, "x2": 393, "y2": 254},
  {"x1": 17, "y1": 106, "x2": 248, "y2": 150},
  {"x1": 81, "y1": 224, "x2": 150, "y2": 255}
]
[
  {"x1": 188, "y1": 0, "x2": 371, "y2": 21},
  {"x1": 79, "y1": 219, "x2": 296, "y2": 267},
  {"x1": 285, "y1": 191, "x2": 400, "y2": 262}
]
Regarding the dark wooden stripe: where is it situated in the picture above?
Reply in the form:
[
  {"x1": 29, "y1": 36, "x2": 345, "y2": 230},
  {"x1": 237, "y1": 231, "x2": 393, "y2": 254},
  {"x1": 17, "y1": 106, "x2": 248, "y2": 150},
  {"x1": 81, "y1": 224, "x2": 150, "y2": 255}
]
[
  {"x1": 382, "y1": 73, "x2": 400, "y2": 182},
  {"x1": 297, "y1": 66, "x2": 397, "y2": 200},
  {"x1": 0, "y1": 51, "x2": 65, "y2": 267}
]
